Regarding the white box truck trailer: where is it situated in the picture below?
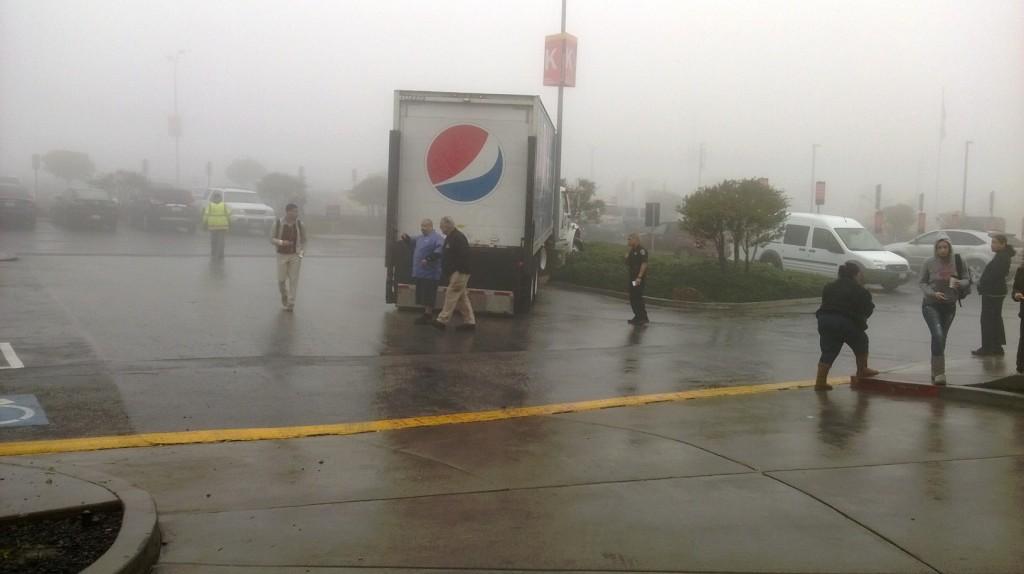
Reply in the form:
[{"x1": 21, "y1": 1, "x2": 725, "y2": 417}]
[{"x1": 385, "y1": 90, "x2": 580, "y2": 314}]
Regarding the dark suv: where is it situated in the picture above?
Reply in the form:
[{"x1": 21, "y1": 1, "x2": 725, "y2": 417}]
[
  {"x1": 0, "y1": 181, "x2": 37, "y2": 229},
  {"x1": 52, "y1": 187, "x2": 118, "y2": 230},
  {"x1": 127, "y1": 185, "x2": 198, "y2": 232}
]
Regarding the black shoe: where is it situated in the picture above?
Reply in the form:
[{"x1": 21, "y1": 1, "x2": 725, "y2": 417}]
[
  {"x1": 971, "y1": 348, "x2": 992, "y2": 357},
  {"x1": 456, "y1": 323, "x2": 476, "y2": 332},
  {"x1": 992, "y1": 347, "x2": 1005, "y2": 356},
  {"x1": 414, "y1": 315, "x2": 432, "y2": 325},
  {"x1": 431, "y1": 320, "x2": 446, "y2": 331},
  {"x1": 627, "y1": 317, "x2": 638, "y2": 325},
  {"x1": 634, "y1": 318, "x2": 650, "y2": 326}
]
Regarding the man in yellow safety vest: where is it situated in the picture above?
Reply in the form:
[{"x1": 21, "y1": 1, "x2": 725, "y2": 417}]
[{"x1": 202, "y1": 191, "x2": 231, "y2": 259}]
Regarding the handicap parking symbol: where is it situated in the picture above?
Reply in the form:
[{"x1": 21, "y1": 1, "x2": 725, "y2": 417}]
[{"x1": 0, "y1": 395, "x2": 48, "y2": 427}]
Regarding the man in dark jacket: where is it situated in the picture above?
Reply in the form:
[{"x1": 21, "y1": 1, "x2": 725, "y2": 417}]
[
  {"x1": 974, "y1": 234, "x2": 1016, "y2": 356},
  {"x1": 433, "y1": 216, "x2": 476, "y2": 331}
]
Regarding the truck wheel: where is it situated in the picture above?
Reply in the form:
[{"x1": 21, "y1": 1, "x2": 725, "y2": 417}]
[
  {"x1": 515, "y1": 266, "x2": 538, "y2": 314},
  {"x1": 761, "y1": 251, "x2": 782, "y2": 269},
  {"x1": 881, "y1": 279, "x2": 900, "y2": 292}
]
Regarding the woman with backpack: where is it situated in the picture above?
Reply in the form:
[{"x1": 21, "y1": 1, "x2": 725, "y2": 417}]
[{"x1": 919, "y1": 235, "x2": 970, "y2": 384}]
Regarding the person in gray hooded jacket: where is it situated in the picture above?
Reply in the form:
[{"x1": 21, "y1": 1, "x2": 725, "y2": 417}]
[{"x1": 919, "y1": 235, "x2": 971, "y2": 384}]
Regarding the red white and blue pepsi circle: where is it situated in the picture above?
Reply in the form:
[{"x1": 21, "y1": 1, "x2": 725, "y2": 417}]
[{"x1": 426, "y1": 124, "x2": 504, "y2": 203}]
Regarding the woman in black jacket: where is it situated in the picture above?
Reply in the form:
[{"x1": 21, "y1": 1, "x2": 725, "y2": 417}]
[
  {"x1": 1013, "y1": 266, "x2": 1023, "y2": 374},
  {"x1": 974, "y1": 234, "x2": 1017, "y2": 356},
  {"x1": 814, "y1": 262, "x2": 877, "y2": 391}
]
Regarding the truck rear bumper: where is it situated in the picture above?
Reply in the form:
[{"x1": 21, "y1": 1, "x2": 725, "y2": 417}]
[{"x1": 395, "y1": 283, "x2": 515, "y2": 316}]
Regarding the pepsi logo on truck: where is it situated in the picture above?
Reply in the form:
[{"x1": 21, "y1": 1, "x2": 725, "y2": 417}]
[{"x1": 426, "y1": 124, "x2": 504, "y2": 203}]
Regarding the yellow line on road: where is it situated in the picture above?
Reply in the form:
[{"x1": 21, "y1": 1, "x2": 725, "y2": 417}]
[{"x1": 0, "y1": 378, "x2": 848, "y2": 457}]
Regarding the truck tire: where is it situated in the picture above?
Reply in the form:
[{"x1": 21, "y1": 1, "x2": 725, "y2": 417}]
[
  {"x1": 881, "y1": 279, "x2": 900, "y2": 292},
  {"x1": 760, "y1": 251, "x2": 782, "y2": 269},
  {"x1": 515, "y1": 262, "x2": 540, "y2": 314}
]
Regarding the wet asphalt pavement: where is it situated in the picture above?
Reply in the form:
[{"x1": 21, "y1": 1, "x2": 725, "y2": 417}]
[
  {"x1": 0, "y1": 220, "x2": 1021, "y2": 441},
  {"x1": 3, "y1": 221, "x2": 1024, "y2": 573}
]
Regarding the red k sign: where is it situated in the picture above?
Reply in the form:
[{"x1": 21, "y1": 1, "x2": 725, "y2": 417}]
[{"x1": 544, "y1": 33, "x2": 577, "y2": 87}]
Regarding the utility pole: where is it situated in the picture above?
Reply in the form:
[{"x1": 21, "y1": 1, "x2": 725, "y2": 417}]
[
  {"x1": 553, "y1": 0, "x2": 567, "y2": 194},
  {"x1": 961, "y1": 140, "x2": 972, "y2": 215},
  {"x1": 31, "y1": 154, "x2": 40, "y2": 201},
  {"x1": 810, "y1": 143, "x2": 820, "y2": 212},
  {"x1": 168, "y1": 50, "x2": 187, "y2": 185},
  {"x1": 697, "y1": 142, "x2": 706, "y2": 189}
]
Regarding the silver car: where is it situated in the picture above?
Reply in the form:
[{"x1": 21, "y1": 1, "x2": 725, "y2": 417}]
[{"x1": 885, "y1": 229, "x2": 1007, "y2": 279}]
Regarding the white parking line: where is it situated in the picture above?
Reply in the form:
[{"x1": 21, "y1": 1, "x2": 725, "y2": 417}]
[{"x1": 0, "y1": 343, "x2": 24, "y2": 369}]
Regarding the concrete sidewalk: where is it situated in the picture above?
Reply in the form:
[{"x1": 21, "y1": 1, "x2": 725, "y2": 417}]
[{"x1": 5, "y1": 385, "x2": 1023, "y2": 573}]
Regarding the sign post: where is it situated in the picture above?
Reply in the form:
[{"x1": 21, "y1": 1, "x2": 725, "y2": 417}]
[
  {"x1": 644, "y1": 202, "x2": 660, "y2": 254},
  {"x1": 814, "y1": 181, "x2": 826, "y2": 213},
  {"x1": 544, "y1": 0, "x2": 577, "y2": 250}
]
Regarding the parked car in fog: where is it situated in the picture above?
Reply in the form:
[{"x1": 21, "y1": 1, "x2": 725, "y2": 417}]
[
  {"x1": 0, "y1": 181, "x2": 37, "y2": 228},
  {"x1": 52, "y1": 187, "x2": 117, "y2": 230},
  {"x1": 203, "y1": 188, "x2": 276, "y2": 233},
  {"x1": 127, "y1": 184, "x2": 198, "y2": 232},
  {"x1": 760, "y1": 213, "x2": 910, "y2": 290},
  {"x1": 886, "y1": 229, "x2": 1019, "y2": 280}
]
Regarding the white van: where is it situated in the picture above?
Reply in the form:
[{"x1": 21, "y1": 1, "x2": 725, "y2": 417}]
[{"x1": 760, "y1": 213, "x2": 911, "y2": 291}]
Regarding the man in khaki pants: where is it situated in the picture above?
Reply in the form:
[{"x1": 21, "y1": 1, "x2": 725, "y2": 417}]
[
  {"x1": 270, "y1": 203, "x2": 305, "y2": 311},
  {"x1": 433, "y1": 216, "x2": 476, "y2": 331}
]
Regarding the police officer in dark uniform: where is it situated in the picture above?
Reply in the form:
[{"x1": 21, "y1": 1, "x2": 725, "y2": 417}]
[{"x1": 625, "y1": 232, "x2": 650, "y2": 325}]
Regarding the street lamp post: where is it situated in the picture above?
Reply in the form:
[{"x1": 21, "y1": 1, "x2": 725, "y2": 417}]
[
  {"x1": 168, "y1": 50, "x2": 187, "y2": 185},
  {"x1": 553, "y1": 0, "x2": 567, "y2": 193},
  {"x1": 960, "y1": 140, "x2": 972, "y2": 215},
  {"x1": 810, "y1": 144, "x2": 820, "y2": 212}
]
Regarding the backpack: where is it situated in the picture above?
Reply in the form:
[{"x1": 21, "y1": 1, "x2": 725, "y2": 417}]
[{"x1": 954, "y1": 254, "x2": 972, "y2": 303}]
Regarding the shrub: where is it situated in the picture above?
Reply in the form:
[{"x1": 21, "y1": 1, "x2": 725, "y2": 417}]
[{"x1": 553, "y1": 242, "x2": 828, "y2": 303}]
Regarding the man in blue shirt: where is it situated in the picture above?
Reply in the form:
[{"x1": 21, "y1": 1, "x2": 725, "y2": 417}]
[{"x1": 400, "y1": 218, "x2": 445, "y2": 324}]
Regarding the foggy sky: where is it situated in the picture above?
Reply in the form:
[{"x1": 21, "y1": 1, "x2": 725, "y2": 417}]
[{"x1": 1, "y1": 0, "x2": 1022, "y2": 227}]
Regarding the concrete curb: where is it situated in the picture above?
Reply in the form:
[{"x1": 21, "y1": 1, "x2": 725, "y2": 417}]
[
  {"x1": 0, "y1": 251, "x2": 18, "y2": 262},
  {"x1": 851, "y1": 376, "x2": 1024, "y2": 411},
  {"x1": 3, "y1": 460, "x2": 161, "y2": 574},
  {"x1": 549, "y1": 281, "x2": 820, "y2": 311}
]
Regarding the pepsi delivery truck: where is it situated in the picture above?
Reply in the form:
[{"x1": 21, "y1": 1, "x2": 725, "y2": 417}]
[{"x1": 385, "y1": 90, "x2": 580, "y2": 314}]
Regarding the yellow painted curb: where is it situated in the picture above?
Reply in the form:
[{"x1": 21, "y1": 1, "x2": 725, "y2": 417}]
[{"x1": 0, "y1": 378, "x2": 847, "y2": 457}]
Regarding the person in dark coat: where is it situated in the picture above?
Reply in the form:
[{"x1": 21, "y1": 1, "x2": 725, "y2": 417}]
[
  {"x1": 974, "y1": 234, "x2": 1017, "y2": 356},
  {"x1": 814, "y1": 262, "x2": 877, "y2": 391},
  {"x1": 1013, "y1": 265, "x2": 1024, "y2": 374},
  {"x1": 432, "y1": 215, "x2": 476, "y2": 331}
]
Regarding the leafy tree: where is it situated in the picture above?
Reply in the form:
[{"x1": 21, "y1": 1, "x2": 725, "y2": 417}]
[
  {"x1": 42, "y1": 150, "x2": 95, "y2": 185},
  {"x1": 562, "y1": 178, "x2": 605, "y2": 223},
  {"x1": 728, "y1": 179, "x2": 789, "y2": 272},
  {"x1": 349, "y1": 174, "x2": 387, "y2": 217},
  {"x1": 679, "y1": 178, "x2": 788, "y2": 272},
  {"x1": 258, "y1": 172, "x2": 306, "y2": 214},
  {"x1": 91, "y1": 170, "x2": 149, "y2": 202},
  {"x1": 225, "y1": 158, "x2": 267, "y2": 188},
  {"x1": 881, "y1": 203, "x2": 916, "y2": 242},
  {"x1": 679, "y1": 183, "x2": 732, "y2": 271}
]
